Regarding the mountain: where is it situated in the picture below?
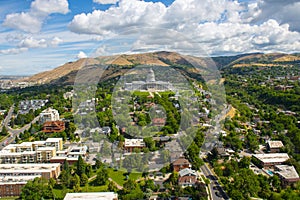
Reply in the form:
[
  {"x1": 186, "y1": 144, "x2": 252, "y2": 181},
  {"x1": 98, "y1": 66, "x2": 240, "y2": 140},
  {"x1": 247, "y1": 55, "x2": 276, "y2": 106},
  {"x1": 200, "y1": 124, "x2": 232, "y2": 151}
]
[
  {"x1": 21, "y1": 51, "x2": 300, "y2": 86},
  {"x1": 22, "y1": 51, "x2": 199, "y2": 85}
]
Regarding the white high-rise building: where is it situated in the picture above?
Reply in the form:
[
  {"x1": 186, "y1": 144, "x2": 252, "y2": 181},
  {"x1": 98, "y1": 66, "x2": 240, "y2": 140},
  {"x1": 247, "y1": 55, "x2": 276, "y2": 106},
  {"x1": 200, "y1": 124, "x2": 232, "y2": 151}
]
[{"x1": 39, "y1": 108, "x2": 60, "y2": 124}]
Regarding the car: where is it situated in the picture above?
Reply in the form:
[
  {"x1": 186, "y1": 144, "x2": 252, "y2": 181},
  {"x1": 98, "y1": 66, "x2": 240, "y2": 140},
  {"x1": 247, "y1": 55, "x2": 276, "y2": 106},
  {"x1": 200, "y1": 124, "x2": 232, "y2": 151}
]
[{"x1": 215, "y1": 191, "x2": 222, "y2": 197}]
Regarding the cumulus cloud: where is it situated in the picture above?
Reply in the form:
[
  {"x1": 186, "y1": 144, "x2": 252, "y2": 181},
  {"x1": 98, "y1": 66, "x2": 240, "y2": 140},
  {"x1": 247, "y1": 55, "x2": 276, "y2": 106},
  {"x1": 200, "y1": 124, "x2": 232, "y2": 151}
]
[
  {"x1": 19, "y1": 37, "x2": 47, "y2": 48},
  {"x1": 69, "y1": 0, "x2": 167, "y2": 35},
  {"x1": 248, "y1": 0, "x2": 300, "y2": 32},
  {"x1": 3, "y1": 12, "x2": 42, "y2": 33},
  {"x1": 68, "y1": 0, "x2": 300, "y2": 55},
  {"x1": 0, "y1": 47, "x2": 28, "y2": 55},
  {"x1": 77, "y1": 51, "x2": 87, "y2": 59},
  {"x1": 17, "y1": 36, "x2": 64, "y2": 49},
  {"x1": 31, "y1": 0, "x2": 69, "y2": 15},
  {"x1": 93, "y1": 0, "x2": 119, "y2": 4},
  {"x1": 50, "y1": 37, "x2": 63, "y2": 46},
  {"x1": 3, "y1": 0, "x2": 69, "y2": 33}
]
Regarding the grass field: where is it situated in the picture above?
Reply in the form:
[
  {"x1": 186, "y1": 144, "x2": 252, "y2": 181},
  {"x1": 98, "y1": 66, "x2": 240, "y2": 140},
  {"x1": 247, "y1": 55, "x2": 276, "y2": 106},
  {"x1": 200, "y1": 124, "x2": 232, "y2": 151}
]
[{"x1": 107, "y1": 168, "x2": 142, "y2": 186}]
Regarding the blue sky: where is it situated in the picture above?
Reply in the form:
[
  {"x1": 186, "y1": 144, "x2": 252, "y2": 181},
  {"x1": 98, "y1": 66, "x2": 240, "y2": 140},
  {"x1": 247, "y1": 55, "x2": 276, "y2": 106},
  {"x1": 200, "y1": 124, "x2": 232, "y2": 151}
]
[{"x1": 0, "y1": 0, "x2": 300, "y2": 75}]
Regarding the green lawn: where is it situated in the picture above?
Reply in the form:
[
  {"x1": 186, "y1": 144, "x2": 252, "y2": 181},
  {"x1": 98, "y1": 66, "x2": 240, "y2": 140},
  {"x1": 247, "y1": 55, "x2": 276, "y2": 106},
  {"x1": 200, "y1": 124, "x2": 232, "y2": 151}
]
[
  {"x1": 1, "y1": 197, "x2": 19, "y2": 200},
  {"x1": 53, "y1": 184, "x2": 108, "y2": 199},
  {"x1": 107, "y1": 168, "x2": 142, "y2": 186}
]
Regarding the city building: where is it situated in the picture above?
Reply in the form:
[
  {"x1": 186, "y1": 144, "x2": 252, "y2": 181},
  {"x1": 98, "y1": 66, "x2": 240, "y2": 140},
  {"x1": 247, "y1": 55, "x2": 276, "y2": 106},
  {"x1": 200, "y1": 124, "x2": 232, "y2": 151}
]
[
  {"x1": 64, "y1": 192, "x2": 118, "y2": 200},
  {"x1": 267, "y1": 141, "x2": 284, "y2": 153},
  {"x1": 172, "y1": 158, "x2": 191, "y2": 172},
  {"x1": 0, "y1": 175, "x2": 41, "y2": 197},
  {"x1": 45, "y1": 138, "x2": 63, "y2": 151},
  {"x1": 252, "y1": 153, "x2": 290, "y2": 168},
  {"x1": 124, "y1": 68, "x2": 173, "y2": 92},
  {"x1": 178, "y1": 168, "x2": 197, "y2": 187},
  {"x1": 124, "y1": 139, "x2": 145, "y2": 152},
  {"x1": 274, "y1": 165, "x2": 300, "y2": 186},
  {"x1": 50, "y1": 145, "x2": 88, "y2": 165},
  {"x1": 0, "y1": 163, "x2": 61, "y2": 197},
  {"x1": 42, "y1": 120, "x2": 65, "y2": 133},
  {"x1": 39, "y1": 108, "x2": 60, "y2": 124},
  {"x1": 0, "y1": 138, "x2": 63, "y2": 164}
]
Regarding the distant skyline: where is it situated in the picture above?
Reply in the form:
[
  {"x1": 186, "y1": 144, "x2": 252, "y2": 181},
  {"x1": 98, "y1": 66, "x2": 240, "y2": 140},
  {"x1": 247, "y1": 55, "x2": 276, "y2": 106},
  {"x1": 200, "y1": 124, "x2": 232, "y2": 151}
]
[{"x1": 1, "y1": 0, "x2": 300, "y2": 75}]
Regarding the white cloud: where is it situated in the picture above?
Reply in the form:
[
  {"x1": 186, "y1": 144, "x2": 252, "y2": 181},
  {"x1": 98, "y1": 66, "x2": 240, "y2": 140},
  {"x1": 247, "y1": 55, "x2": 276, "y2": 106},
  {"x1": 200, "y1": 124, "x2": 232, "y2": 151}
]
[
  {"x1": 19, "y1": 37, "x2": 47, "y2": 48},
  {"x1": 50, "y1": 37, "x2": 63, "y2": 46},
  {"x1": 69, "y1": 0, "x2": 167, "y2": 35},
  {"x1": 77, "y1": 51, "x2": 87, "y2": 59},
  {"x1": 68, "y1": 0, "x2": 300, "y2": 55},
  {"x1": 248, "y1": 0, "x2": 300, "y2": 31},
  {"x1": 3, "y1": 0, "x2": 69, "y2": 33},
  {"x1": 93, "y1": 0, "x2": 119, "y2": 4},
  {"x1": 31, "y1": 0, "x2": 69, "y2": 15},
  {"x1": 0, "y1": 47, "x2": 28, "y2": 55},
  {"x1": 3, "y1": 12, "x2": 42, "y2": 33}
]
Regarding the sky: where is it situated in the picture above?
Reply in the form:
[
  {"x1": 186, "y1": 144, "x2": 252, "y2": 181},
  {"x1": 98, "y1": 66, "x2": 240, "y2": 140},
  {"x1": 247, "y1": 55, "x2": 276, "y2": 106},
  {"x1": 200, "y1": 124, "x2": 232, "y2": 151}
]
[{"x1": 1, "y1": 0, "x2": 300, "y2": 75}]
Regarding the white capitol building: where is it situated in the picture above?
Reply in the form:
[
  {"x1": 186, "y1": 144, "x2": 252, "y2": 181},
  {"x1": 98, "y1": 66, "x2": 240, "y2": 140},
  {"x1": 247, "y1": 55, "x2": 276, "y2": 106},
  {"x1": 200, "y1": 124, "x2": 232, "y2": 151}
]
[{"x1": 124, "y1": 68, "x2": 173, "y2": 91}]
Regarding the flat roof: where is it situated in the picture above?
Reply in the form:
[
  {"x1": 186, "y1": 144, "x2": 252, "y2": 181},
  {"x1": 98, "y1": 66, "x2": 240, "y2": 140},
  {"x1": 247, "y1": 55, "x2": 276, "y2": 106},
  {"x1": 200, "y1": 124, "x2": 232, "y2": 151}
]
[
  {"x1": 36, "y1": 147, "x2": 56, "y2": 151},
  {"x1": 253, "y1": 153, "x2": 289, "y2": 164},
  {"x1": 268, "y1": 141, "x2": 284, "y2": 148},
  {"x1": 64, "y1": 192, "x2": 118, "y2": 200},
  {"x1": 275, "y1": 165, "x2": 300, "y2": 180},
  {"x1": 124, "y1": 139, "x2": 145, "y2": 147},
  {"x1": 46, "y1": 138, "x2": 63, "y2": 142},
  {"x1": 0, "y1": 163, "x2": 60, "y2": 172},
  {"x1": 0, "y1": 175, "x2": 41, "y2": 184}
]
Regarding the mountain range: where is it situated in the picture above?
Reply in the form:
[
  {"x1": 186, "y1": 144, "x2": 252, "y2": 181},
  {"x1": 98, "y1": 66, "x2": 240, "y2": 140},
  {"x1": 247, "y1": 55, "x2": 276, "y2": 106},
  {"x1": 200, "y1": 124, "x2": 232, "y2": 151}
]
[{"x1": 21, "y1": 51, "x2": 300, "y2": 85}]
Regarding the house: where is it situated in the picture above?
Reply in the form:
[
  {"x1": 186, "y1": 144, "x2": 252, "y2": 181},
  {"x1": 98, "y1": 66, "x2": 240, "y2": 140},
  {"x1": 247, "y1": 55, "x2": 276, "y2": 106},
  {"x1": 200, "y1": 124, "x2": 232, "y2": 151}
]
[
  {"x1": 267, "y1": 141, "x2": 284, "y2": 153},
  {"x1": 178, "y1": 168, "x2": 197, "y2": 187},
  {"x1": 152, "y1": 118, "x2": 166, "y2": 126},
  {"x1": 216, "y1": 147, "x2": 230, "y2": 158},
  {"x1": 172, "y1": 158, "x2": 191, "y2": 172},
  {"x1": 252, "y1": 153, "x2": 290, "y2": 168},
  {"x1": 124, "y1": 139, "x2": 145, "y2": 152},
  {"x1": 274, "y1": 165, "x2": 300, "y2": 186},
  {"x1": 42, "y1": 121, "x2": 65, "y2": 133}
]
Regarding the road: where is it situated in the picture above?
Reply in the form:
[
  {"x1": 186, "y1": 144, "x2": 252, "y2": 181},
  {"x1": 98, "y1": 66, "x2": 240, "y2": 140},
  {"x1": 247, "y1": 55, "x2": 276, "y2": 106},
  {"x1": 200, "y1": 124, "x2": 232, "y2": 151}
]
[
  {"x1": 0, "y1": 105, "x2": 40, "y2": 149},
  {"x1": 201, "y1": 163, "x2": 229, "y2": 200}
]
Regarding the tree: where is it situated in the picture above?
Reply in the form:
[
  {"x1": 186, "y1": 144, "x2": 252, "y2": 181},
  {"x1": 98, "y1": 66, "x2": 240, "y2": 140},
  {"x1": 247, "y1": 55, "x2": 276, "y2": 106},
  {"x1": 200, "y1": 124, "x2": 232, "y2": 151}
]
[
  {"x1": 20, "y1": 177, "x2": 53, "y2": 200},
  {"x1": 76, "y1": 155, "x2": 86, "y2": 176},
  {"x1": 60, "y1": 170, "x2": 71, "y2": 188},
  {"x1": 94, "y1": 167, "x2": 108, "y2": 186},
  {"x1": 80, "y1": 173, "x2": 89, "y2": 186},
  {"x1": 95, "y1": 159, "x2": 104, "y2": 170},
  {"x1": 1, "y1": 126, "x2": 8, "y2": 136},
  {"x1": 108, "y1": 181, "x2": 118, "y2": 193},
  {"x1": 72, "y1": 174, "x2": 81, "y2": 192},
  {"x1": 238, "y1": 156, "x2": 251, "y2": 169}
]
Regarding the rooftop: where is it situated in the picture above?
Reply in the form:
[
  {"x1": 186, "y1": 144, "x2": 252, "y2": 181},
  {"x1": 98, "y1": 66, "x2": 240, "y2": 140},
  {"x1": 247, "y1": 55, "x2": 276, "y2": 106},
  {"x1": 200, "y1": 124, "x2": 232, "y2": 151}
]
[
  {"x1": 179, "y1": 168, "x2": 197, "y2": 177},
  {"x1": 275, "y1": 165, "x2": 300, "y2": 180},
  {"x1": 172, "y1": 158, "x2": 191, "y2": 166},
  {"x1": 46, "y1": 138, "x2": 63, "y2": 143},
  {"x1": 0, "y1": 175, "x2": 41, "y2": 185},
  {"x1": 0, "y1": 163, "x2": 60, "y2": 172},
  {"x1": 267, "y1": 141, "x2": 284, "y2": 148},
  {"x1": 253, "y1": 153, "x2": 289, "y2": 164},
  {"x1": 64, "y1": 192, "x2": 118, "y2": 200},
  {"x1": 124, "y1": 139, "x2": 145, "y2": 147}
]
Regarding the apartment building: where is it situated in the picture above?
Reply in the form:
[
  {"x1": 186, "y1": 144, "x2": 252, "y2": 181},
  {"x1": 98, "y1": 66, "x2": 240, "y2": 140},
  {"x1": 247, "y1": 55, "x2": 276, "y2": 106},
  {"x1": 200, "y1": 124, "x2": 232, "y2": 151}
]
[
  {"x1": 0, "y1": 163, "x2": 61, "y2": 197},
  {"x1": 0, "y1": 138, "x2": 63, "y2": 164},
  {"x1": 39, "y1": 108, "x2": 60, "y2": 124}
]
